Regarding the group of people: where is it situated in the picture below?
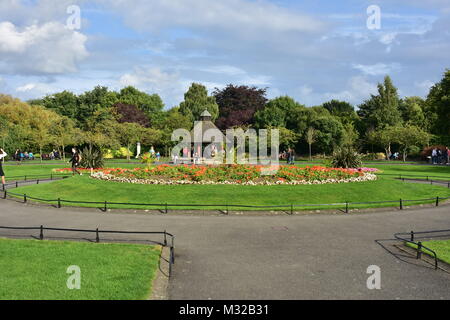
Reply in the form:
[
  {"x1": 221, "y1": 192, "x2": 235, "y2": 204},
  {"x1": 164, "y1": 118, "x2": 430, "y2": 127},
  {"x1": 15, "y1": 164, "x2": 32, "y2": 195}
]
[
  {"x1": 280, "y1": 149, "x2": 296, "y2": 165},
  {"x1": 149, "y1": 146, "x2": 161, "y2": 162},
  {"x1": 389, "y1": 152, "x2": 400, "y2": 160},
  {"x1": 431, "y1": 147, "x2": 450, "y2": 165},
  {"x1": 13, "y1": 150, "x2": 35, "y2": 163}
]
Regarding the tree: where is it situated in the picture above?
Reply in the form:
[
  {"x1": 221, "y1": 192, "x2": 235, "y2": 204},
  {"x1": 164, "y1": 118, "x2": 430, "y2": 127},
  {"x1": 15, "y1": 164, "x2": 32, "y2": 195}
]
[
  {"x1": 358, "y1": 76, "x2": 402, "y2": 131},
  {"x1": 426, "y1": 69, "x2": 450, "y2": 136},
  {"x1": 30, "y1": 91, "x2": 79, "y2": 120},
  {"x1": 367, "y1": 127, "x2": 397, "y2": 160},
  {"x1": 254, "y1": 96, "x2": 302, "y2": 129},
  {"x1": 117, "y1": 86, "x2": 164, "y2": 124},
  {"x1": 341, "y1": 123, "x2": 359, "y2": 148},
  {"x1": 77, "y1": 86, "x2": 118, "y2": 127},
  {"x1": 115, "y1": 122, "x2": 145, "y2": 162},
  {"x1": 391, "y1": 126, "x2": 430, "y2": 162},
  {"x1": 309, "y1": 116, "x2": 344, "y2": 154},
  {"x1": 322, "y1": 100, "x2": 354, "y2": 116},
  {"x1": 305, "y1": 127, "x2": 316, "y2": 161},
  {"x1": 50, "y1": 117, "x2": 79, "y2": 161},
  {"x1": 179, "y1": 83, "x2": 219, "y2": 122},
  {"x1": 113, "y1": 103, "x2": 150, "y2": 127},
  {"x1": 399, "y1": 97, "x2": 426, "y2": 129},
  {"x1": 214, "y1": 84, "x2": 267, "y2": 129}
]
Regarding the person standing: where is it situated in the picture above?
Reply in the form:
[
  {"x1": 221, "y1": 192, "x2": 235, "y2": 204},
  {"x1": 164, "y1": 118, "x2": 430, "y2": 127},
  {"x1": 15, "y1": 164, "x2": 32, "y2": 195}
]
[
  {"x1": 0, "y1": 148, "x2": 7, "y2": 185},
  {"x1": 446, "y1": 147, "x2": 450, "y2": 165},
  {"x1": 69, "y1": 148, "x2": 82, "y2": 176},
  {"x1": 431, "y1": 148, "x2": 437, "y2": 165}
]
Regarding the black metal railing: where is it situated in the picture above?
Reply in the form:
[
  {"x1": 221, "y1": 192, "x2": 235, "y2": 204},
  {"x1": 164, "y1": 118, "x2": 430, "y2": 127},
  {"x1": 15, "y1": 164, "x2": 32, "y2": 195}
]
[
  {"x1": 1, "y1": 176, "x2": 450, "y2": 213},
  {"x1": 0, "y1": 225, "x2": 175, "y2": 276},
  {"x1": 394, "y1": 229, "x2": 450, "y2": 270}
]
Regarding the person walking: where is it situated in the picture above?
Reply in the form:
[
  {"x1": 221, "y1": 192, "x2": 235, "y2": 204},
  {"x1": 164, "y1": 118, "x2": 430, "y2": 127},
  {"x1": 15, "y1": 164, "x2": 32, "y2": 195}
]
[
  {"x1": 69, "y1": 148, "x2": 82, "y2": 176},
  {"x1": 0, "y1": 148, "x2": 7, "y2": 185}
]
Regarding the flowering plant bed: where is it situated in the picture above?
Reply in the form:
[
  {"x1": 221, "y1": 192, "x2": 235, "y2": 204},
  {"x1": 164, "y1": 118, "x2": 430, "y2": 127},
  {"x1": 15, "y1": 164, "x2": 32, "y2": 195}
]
[{"x1": 89, "y1": 165, "x2": 378, "y2": 186}]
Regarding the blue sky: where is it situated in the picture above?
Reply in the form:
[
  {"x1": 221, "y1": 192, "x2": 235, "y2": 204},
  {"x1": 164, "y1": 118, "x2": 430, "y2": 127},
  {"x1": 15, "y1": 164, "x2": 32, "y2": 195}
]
[{"x1": 0, "y1": 0, "x2": 449, "y2": 108}]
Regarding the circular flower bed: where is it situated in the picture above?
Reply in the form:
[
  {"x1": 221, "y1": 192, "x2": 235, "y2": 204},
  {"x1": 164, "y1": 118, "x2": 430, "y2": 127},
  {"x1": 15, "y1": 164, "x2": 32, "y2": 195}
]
[{"x1": 84, "y1": 165, "x2": 378, "y2": 186}]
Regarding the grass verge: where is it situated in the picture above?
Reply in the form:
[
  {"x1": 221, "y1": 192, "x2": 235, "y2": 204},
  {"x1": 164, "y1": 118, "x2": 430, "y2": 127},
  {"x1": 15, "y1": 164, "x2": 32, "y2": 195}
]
[
  {"x1": 406, "y1": 240, "x2": 450, "y2": 265},
  {"x1": 0, "y1": 238, "x2": 160, "y2": 300}
]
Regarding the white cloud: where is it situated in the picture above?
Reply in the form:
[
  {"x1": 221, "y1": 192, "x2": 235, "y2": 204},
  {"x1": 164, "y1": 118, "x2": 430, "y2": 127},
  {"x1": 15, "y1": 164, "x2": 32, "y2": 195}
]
[
  {"x1": 323, "y1": 76, "x2": 378, "y2": 104},
  {"x1": 352, "y1": 63, "x2": 401, "y2": 76},
  {"x1": 99, "y1": 0, "x2": 325, "y2": 35},
  {"x1": 0, "y1": 21, "x2": 89, "y2": 75},
  {"x1": 119, "y1": 66, "x2": 184, "y2": 106}
]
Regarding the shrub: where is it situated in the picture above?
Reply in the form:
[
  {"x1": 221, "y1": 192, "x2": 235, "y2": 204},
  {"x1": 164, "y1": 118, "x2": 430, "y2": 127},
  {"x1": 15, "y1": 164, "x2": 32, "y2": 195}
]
[
  {"x1": 113, "y1": 147, "x2": 132, "y2": 159},
  {"x1": 361, "y1": 152, "x2": 386, "y2": 161},
  {"x1": 80, "y1": 146, "x2": 104, "y2": 169},
  {"x1": 103, "y1": 149, "x2": 114, "y2": 159},
  {"x1": 331, "y1": 147, "x2": 362, "y2": 168},
  {"x1": 141, "y1": 152, "x2": 155, "y2": 166}
]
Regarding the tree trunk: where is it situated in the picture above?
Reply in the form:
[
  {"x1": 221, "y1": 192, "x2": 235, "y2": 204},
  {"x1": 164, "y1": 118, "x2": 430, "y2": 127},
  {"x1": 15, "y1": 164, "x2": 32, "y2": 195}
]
[
  {"x1": 62, "y1": 144, "x2": 65, "y2": 161},
  {"x1": 127, "y1": 144, "x2": 131, "y2": 163},
  {"x1": 40, "y1": 146, "x2": 43, "y2": 163},
  {"x1": 309, "y1": 143, "x2": 312, "y2": 161}
]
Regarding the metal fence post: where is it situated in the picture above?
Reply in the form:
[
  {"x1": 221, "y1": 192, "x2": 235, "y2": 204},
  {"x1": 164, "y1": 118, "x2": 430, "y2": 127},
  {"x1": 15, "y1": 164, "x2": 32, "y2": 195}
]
[
  {"x1": 290, "y1": 204, "x2": 293, "y2": 215},
  {"x1": 39, "y1": 225, "x2": 44, "y2": 240},
  {"x1": 3, "y1": 190, "x2": 6, "y2": 199},
  {"x1": 104, "y1": 201, "x2": 107, "y2": 212},
  {"x1": 58, "y1": 198, "x2": 61, "y2": 208},
  {"x1": 23, "y1": 194, "x2": 27, "y2": 203},
  {"x1": 410, "y1": 231, "x2": 414, "y2": 242},
  {"x1": 164, "y1": 230, "x2": 167, "y2": 246},
  {"x1": 37, "y1": 179, "x2": 39, "y2": 185},
  {"x1": 436, "y1": 197, "x2": 439, "y2": 207},
  {"x1": 165, "y1": 203, "x2": 168, "y2": 214},
  {"x1": 96, "y1": 228, "x2": 100, "y2": 243},
  {"x1": 400, "y1": 199, "x2": 403, "y2": 210},
  {"x1": 417, "y1": 242, "x2": 422, "y2": 259},
  {"x1": 345, "y1": 201, "x2": 349, "y2": 214}
]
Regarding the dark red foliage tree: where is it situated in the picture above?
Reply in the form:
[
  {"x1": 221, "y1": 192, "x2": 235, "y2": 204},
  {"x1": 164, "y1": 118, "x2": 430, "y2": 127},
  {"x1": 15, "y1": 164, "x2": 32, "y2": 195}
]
[
  {"x1": 113, "y1": 103, "x2": 150, "y2": 127},
  {"x1": 213, "y1": 85, "x2": 267, "y2": 129}
]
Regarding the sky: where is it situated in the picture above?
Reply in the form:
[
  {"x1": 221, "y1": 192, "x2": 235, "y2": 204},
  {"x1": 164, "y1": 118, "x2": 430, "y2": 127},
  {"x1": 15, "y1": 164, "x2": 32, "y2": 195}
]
[{"x1": 0, "y1": 0, "x2": 449, "y2": 108}]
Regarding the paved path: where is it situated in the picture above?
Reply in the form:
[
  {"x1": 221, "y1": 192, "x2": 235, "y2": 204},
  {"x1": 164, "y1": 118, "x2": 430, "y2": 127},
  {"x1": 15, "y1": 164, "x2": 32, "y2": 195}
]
[{"x1": 1, "y1": 196, "x2": 450, "y2": 300}]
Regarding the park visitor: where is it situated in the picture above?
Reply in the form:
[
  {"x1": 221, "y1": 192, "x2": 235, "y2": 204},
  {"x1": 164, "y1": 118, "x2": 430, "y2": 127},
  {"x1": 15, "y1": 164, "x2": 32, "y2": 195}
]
[
  {"x1": 447, "y1": 147, "x2": 450, "y2": 165},
  {"x1": 431, "y1": 148, "x2": 437, "y2": 164},
  {"x1": 0, "y1": 148, "x2": 7, "y2": 185},
  {"x1": 69, "y1": 148, "x2": 82, "y2": 176}
]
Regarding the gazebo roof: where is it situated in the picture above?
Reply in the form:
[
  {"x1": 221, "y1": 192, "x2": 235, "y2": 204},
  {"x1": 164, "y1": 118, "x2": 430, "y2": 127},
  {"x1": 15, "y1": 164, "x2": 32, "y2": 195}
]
[{"x1": 191, "y1": 110, "x2": 223, "y2": 143}]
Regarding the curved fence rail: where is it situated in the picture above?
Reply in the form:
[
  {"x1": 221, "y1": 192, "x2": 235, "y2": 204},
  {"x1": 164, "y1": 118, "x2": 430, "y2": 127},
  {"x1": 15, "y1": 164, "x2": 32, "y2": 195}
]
[
  {"x1": 1, "y1": 175, "x2": 450, "y2": 213},
  {"x1": 394, "y1": 229, "x2": 450, "y2": 270},
  {"x1": 0, "y1": 225, "x2": 175, "y2": 277}
]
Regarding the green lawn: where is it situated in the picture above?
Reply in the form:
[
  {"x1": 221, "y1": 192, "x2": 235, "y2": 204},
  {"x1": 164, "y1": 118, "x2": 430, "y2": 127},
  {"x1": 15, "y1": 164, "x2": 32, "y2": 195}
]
[
  {"x1": 406, "y1": 240, "x2": 450, "y2": 265},
  {"x1": 5, "y1": 162, "x2": 450, "y2": 211},
  {"x1": 0, "y1": 238, "x2": 161, "y2": 300},
  {"x1": 12, "y1": 174, "x2": 450, "y2": 211}
]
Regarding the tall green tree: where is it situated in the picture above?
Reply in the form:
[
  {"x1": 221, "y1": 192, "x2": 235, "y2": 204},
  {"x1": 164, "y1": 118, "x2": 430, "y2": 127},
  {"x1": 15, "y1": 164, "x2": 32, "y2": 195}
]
[
  {"x1": 358, "y1": 76, "x2": 402, "y2": 131},
  {"x1": 255, "y1": 96, "x2": 303, "y2": 129},
  {"x1": 179, "y1": 83, "x2": 219, "y2": 122},
  {"x1": 426, "y1": 69, "x2": 450, "y2": 136},
  {"x1": 117, "y1": 86, "x2": 164, "y2": 124}
]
